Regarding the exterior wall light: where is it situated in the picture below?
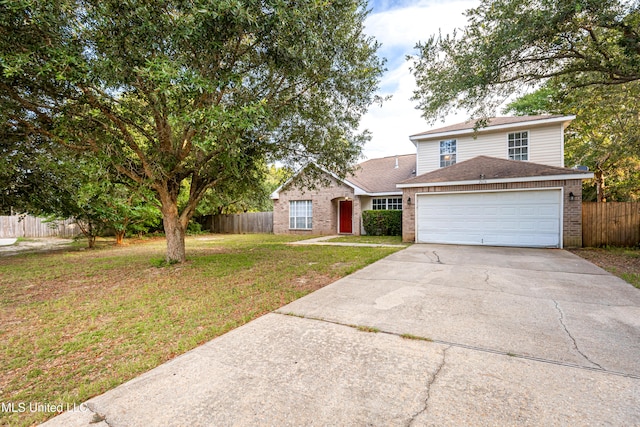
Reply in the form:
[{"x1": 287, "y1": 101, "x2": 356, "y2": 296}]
[
  {"x1": 407, "y1": 197, "x2": 412, "y2": 205},
  {"x1": 569, "y1": 192, "x2": 575, "y2": 202}
]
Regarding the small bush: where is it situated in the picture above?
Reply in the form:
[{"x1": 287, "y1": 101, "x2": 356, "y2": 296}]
[
  {"x1": 362, "y1": 210, "x2": 402, "y2": 236},
  {"x1": 186, "y1": 220, "x2": 204, "y2": 235}
]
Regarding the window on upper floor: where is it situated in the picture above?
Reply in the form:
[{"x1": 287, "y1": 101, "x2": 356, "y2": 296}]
[
  {"x1": 508, "y1": 131, "x2": 528, "y2": 161},
  {"x1": 372, "y1": 197, "x2": 403, "y2": 210},
  {"x1": 440, "y1": 139, "x2": 456, "y2": 167},
  {"x1": 289, "y1": 200, "x2": 312, "y2": 229}
]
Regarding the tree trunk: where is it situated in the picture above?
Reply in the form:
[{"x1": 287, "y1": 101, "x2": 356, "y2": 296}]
[
  {"x1": 161, "y1": 201, "x2": 186, "y2": 263},
  {"x1": 115, "y1": 230, "x2": 125, "y2": 245},
  {"x1": 75, "y1": 218, "x2": 96, "y2": 248},
  {"x1": 595, "y1": 169, "x2": 606, "y2": 202}
]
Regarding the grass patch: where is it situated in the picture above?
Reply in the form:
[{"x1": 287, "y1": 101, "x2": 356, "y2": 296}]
[
  {"x1": 621, "y1": 272, "x2": 640, "y2": 289},
  {"x1": 0, "y1": 233, "x2": 402, "y2": 426},
  {"x1": 327, "y1": 235, "x2": 407, "y2": 245},
  {"x1": 400, "y1": 333, "x2": 433, "y2": 342},
  {"x1": 355, "y1": 325, "x2": 380, "y2": 333},
  {"x1": 569, "y1": 247, "x2": 640, "y2": 289}
]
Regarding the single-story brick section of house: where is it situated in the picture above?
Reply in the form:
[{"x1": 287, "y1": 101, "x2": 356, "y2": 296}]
[{"x1": 271, "y1": 154, "x2": 416, "y2": 236}]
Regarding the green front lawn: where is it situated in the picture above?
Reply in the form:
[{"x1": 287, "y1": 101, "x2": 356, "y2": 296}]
[{"x1": 0, "y1": 234, "x2": 402, "y2": 426}]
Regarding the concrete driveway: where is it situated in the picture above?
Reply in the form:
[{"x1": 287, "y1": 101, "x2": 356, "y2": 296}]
[{"x1": 44, "y1": 244, "x2": 640, "y2": 426}]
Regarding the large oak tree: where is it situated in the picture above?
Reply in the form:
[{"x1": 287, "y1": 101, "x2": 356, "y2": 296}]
[{"x1": 1, "y1": 0, "x2": 384, "y2": 262}]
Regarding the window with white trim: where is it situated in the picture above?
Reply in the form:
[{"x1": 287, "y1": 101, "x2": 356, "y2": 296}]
[
  {"x1": 289, "y1": 200, "x2": 312, "y2": 229},
  {"x1": 440, "y1": 139, "x2": 456, "y2": 167},
  {"x1": 372, "y1": 197, "x2": 403, "y2": 210},
  {"x1": 508, "y1": 131, "x2": 528, "y2": 161}
]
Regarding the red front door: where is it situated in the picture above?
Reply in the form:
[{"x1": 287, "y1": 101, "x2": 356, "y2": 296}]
[{"x1": 339, "y1": 200, "x2": 353, "y2": 234}]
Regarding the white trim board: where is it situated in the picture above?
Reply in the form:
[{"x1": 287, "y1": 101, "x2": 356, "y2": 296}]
[{"x1": 397, "y1": 173, "x2": 593, "y2": 189}]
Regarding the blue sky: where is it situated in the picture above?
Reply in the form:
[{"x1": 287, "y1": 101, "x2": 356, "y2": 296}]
[{"x1": 360, "y1": 0, "x2": 480, "y2": 159}]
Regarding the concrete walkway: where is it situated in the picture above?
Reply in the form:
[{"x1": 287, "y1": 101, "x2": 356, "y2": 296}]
[
  {"x1": 287, "y1": 235, "x2": 407, "y2": 247},
  {"x1": 43, "y1": 244, "x2": 640, "y2": 426},
  {"x1": 0, "y1": 237, "x2": 73, "y2": 256}
]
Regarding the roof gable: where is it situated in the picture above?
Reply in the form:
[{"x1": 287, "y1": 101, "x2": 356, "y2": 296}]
[
  {"x1": 271, "y1": 154, "x2": 417, "y2": 199},
  {"x1": 398, "y1": 156, "x2": 592, "y2": 187},
  {"x1": 270, "y1": 163, "x2": 365, "y2": 199},
  {"x1": 410, "y1": 115, "x2": 574, "y2": 141}
]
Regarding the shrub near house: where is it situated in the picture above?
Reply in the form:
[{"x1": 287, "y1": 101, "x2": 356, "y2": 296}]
[{"x1": 362, "y1": 210, "x2": 402, "y2": 236}]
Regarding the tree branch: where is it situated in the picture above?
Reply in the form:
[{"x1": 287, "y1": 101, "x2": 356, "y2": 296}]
[{"x1": 80, "y1": 87, "x2": 156, "y2": 179}]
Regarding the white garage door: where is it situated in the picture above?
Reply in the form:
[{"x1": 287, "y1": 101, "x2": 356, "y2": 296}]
[{"x1": 416, "y1": 190, "x2": 561, "y2": 248}]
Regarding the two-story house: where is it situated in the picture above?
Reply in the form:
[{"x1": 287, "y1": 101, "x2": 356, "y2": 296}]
[
  {"x1": 398, "y1": 115, "x2": 593, "y2": 247},
  {"x1": 271, "y1": 114, "x2": 593, "y2": 248}
]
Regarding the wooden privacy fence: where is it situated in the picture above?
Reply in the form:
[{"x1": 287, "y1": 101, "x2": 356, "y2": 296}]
[
  {"x1": 0, "y1": 215, "x2": 81, "y2": 238},
  {"x1": 207, "y1": 212, "x2": 273, "y2": 234},
  {"x1": 582, "y1": 202, "x2": 640, "y2": 247}
]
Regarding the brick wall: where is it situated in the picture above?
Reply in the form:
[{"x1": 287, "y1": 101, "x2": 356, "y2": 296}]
[
  {"x1": 562, "y1": 180, "x2": 583, "y2": 247},
  {"x1": 401, "y1": 179, "x2": 584, "y2": 247},
  {"x1": 273, "y1": 173, "x2": 359, "y2": 235}
]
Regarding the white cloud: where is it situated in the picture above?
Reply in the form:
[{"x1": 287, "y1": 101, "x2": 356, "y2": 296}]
[
  {"x1": 360, "y1": 0, "x2": 480, "y2": 160},
  {"x1": 367, "y1": 2, "x2": 469, "y2": 48}
]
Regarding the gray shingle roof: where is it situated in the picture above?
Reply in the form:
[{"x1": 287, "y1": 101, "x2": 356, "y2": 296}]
[
  {"x1": 347, "y1": 154, "x2": 416, "y2": 193},
  {"x1": 399, "y1": 156, "x2": 591, "y2": 185},
  {"x1": 410, "y1": 115, "x2": 570, "y2": 138}
]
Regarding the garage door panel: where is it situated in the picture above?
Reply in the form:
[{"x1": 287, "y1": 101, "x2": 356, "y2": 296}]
[
  {"x1": 501, "y1": 220, "x2": 522, "y2": 230},
  {"x1": 483, "y1": 206, "x2": 499, "y2": 215},
  {"x1": 500, "y1": 207, "x2": 518, "y2": 215},
  {"x1": 416, "y1": 190, "x2": 561, "y2": 248},
  {"x1": 537, "y1": 220, "x2": 559, "y2": 232},
  {"x1": 537, "y1": 206, "x2": 559, "y2": 216}
]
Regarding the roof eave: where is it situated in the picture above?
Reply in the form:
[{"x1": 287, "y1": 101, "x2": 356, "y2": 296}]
[
  {"x1": 409, "y1": 115, "x2": 576, "y2": 142},
  {"x1": 396, "y1": 172, "x2": 594, "y2": 188},
  {"x1": 357, "y1": 191, "x2": 404, "y2": 197}
]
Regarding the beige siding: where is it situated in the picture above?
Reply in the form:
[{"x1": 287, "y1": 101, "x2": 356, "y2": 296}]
[
  {"x1": 359, "y1": 196, "x2": 373, "y2": 211},
  {"x1": 457, "y1": 133, "x2": 504, "y2": 161},
  {"x1": 415, "y1": 123, "x2": 565, "y2": 173},
  {"x1": 358, "y1": 196, "x2": 372, "y2": 234},
  {"x1": 529, "y1": 125, "x2": 564, "y2": 167},
  {"x1": 416, "y1": 139, "x2": 439, "y2": 175}
]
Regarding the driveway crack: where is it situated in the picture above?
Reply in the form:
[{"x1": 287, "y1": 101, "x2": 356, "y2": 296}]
[
  {"x1": 84, "y1": 402, "x2": 112, "y2": 426},
  {"x1": 553, "y1": 300, "x2": 603, "y2": 369},
  {"x1": 406, "y1": 345, "x2": 450, "y2": 426},
  {"x1": 431, "y1": 250, "x2": 443, "y2": 264},
  {"x1": 483, "y1": 270, "x2": 501, "y2": 291}
]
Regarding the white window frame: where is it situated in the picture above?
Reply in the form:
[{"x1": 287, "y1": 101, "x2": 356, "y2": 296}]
[
  {"x1": 440, "y1": 139, "x2": 457, "y2": 167},
  {"x1": 508, "y1": 131, "x2": 529, "y2": 161},
  {"x1": 372, "y1": 197, "x2": 403, "y2": 210},
  {"x1": 289, "y1": 200, "x2": 313, "y2": 230}
]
